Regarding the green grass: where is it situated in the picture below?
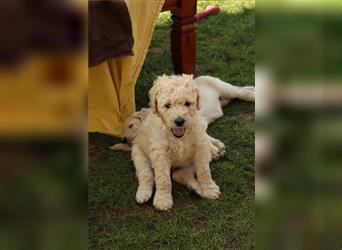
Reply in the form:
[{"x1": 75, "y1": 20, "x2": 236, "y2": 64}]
[{"x1": 89, "y1": 1, "x2": 255, "y2": 249}]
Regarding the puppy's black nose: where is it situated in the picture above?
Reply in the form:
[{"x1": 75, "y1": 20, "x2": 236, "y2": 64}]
[
  {"x1": 122, "y1": 137, "x2": 128, "y2": 144},
  {"x1": 174, "y1": 117, "x2": 185, "y2": 127}
]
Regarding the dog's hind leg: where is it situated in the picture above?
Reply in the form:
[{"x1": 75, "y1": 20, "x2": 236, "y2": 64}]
[
  {"x1": 200, "y1": 98, "x2": 224, "y2": 124},
  {"x1": 238, "y1": 86, "x2": 255, "y2": 101},
  {"x1": 132, "y1": 146, "x2": 154, "y2": 204},
  {"x1": 220, "y1": 85, "x2": 255, "y2": 103},
  {"x1": 196, "y1": 76, "x2": 255, "y2": 103},
  {"x1": 172, "y1": 168, "x2": 201, "y2": 195}
]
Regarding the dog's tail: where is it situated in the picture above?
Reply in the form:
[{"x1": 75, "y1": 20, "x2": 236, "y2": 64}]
[{"x1": 196, "y1": 75, "x2": 255, "y2": 102}]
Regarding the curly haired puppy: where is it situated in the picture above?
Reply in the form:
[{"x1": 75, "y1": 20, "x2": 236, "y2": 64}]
[{"x1": 132, "y1": 75, "x2": 220, "y2": 210}]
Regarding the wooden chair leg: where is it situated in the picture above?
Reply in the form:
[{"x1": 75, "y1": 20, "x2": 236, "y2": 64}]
[{"x1": 170, "y1": 0, "x2": 197, "y2": 75}]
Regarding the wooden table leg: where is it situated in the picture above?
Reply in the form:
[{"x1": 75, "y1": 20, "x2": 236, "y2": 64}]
[{"x1": 171, "y1": 0, "x2": 197, "y2": 75}]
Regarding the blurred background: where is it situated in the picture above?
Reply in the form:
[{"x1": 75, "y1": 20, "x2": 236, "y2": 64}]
[
  {"x1": 256, "y1": 0, "x2": 342, "y2": 249},
  {"x1": 1, "y1": 0, "x2": 342, "y2": 249},
  {"x1": 0, "y1": 0, "x2": 87, "y2": 249}
]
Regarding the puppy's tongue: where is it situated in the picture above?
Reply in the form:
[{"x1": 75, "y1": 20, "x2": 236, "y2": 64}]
[{"x1": 171, "y1": 127, "x2": 185, "y2": 138}]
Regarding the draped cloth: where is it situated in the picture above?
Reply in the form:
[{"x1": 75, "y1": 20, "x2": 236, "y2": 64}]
[
  {"x1": 89, "y1": 0, "x2": 134, "y2": 67},
  {"x1": 88, "y1": 0, "x2": 165, "y2": 137}
]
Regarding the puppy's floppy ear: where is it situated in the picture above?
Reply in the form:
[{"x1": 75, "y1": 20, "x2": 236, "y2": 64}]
[
  {"x1": 149, "y1": 81, "x2": 159, "y2": 114},
  {"x1": 196, "y1": 88, "x2": 201, "y2": 110}
]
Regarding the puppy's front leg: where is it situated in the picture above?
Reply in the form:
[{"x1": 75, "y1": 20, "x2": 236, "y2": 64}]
[
  {"x1": 132, "y1": 145, "x2": 154, "y2": 204},
  {"x1": 194, "y1": 144, "x2": 221, "y2": 199},
  {"x1": 151, "y1": 152, "x2": 173, "y2": 210}
]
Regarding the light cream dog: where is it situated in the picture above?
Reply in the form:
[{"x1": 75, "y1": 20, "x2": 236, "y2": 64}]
[{"x1": 132, "y1": 75, "x2": 221, "y2": 210}]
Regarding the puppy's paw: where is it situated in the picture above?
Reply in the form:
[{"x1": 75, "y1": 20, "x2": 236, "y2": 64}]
[
  {"x1": 210, "y1": 146, "x2": 222, "y2": 161},
  {"x1": 153, "y1": 192, "x2": 173, "y2": 211},
  {"x1": 210, "y1": 141, "x2": 226, "y2": 161},
  {"x1": 218, "y1": 149, "x2": 226, "y2": 159},
  {"x1": 215, "y1": 140, "x2": 226, "y2": 158},
  {"x1": 136, "y1": 185, "x2": 153, "y2": 204},
  {"x1": 242, "y1": 86, "x2": 255, "y2": 102},
  {"x1": 215, "y1": 140, "x2": 226, "y2": 152},
  {"x1": 218, "y1": 148, "x2": 226, "y2": 159},
  {"x1": 200, "y1": 182, "x2": 221, "y2": 199}
]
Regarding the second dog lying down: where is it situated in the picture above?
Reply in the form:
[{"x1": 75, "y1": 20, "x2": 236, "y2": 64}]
[{"x1": 111, "y1": 75, "x2": 254, "y2": 161}]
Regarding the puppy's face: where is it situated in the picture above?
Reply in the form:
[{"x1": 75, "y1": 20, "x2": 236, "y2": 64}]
[
  {"x1": 122, "y1": 109, "x2": 149, "y2": 144},
  {"x1": 123, "y1": 116, "x2": 142, "y2": 144},
  {"x1": 149, "y1": 75, "x2": 200, "y2": 138}
]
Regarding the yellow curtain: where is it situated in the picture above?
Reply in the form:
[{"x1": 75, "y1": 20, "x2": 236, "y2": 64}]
[{"x1": 88, "y1": 0, "x2": 165, "y2": 137}]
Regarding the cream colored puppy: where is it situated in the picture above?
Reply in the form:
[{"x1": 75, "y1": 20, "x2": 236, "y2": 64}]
[{"x1": 132, "y1": 75, "x2": 220, "y2": 210}]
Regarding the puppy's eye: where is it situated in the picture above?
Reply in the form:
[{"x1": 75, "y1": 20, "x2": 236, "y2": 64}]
[
  {"x1": 128, "y1": 124, "x2": 133, "y2": 128},
  {"x1": 164, "y1": 103, "x2": 171, "y2": 109},
  {"x1": 185, "y1": 101, "x2": 191, "y2": 107}
]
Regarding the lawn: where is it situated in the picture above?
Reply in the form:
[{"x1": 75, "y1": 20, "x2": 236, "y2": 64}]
[{"x1": 89, "y1": 1, "x2": 255, "y2": 249}]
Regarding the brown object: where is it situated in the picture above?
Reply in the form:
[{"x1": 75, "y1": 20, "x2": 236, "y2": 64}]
[
  {"x1": 89, "y1": 0, "x2": 134, "y2": 67},
  {"x1": 162, "y1": 0, "x2": 197, "y2": 75}
]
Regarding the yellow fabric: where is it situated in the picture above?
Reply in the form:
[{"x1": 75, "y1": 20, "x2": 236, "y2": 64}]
[
  {"x1": 0, "y1": 54, "x2": 87, "y2": 135},
  {"x1": 0, "y1": 0, "x2": 87, "y2": 135},
  {"x1": 88, "y1": 0, "x2": 165, "y2": 137}
]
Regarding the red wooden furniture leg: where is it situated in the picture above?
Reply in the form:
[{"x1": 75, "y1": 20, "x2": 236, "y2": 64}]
[{"x1": 170, "y1": 0, "x2": 197, "y2": 75}]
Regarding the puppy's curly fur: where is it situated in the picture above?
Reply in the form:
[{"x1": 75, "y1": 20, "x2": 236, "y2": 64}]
[{"x1": 132, "y1": 75, "x2": 220, "y2": 210}]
